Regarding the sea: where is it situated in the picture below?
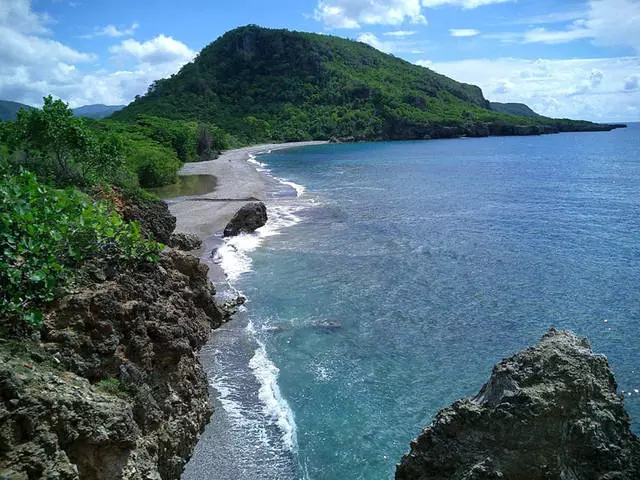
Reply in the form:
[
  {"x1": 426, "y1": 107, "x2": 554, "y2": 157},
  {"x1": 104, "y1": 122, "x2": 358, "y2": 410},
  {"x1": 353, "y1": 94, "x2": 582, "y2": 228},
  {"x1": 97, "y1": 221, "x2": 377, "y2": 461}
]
[{"x1": 182, "y1": 123, "x2": 640, "y2": 480}]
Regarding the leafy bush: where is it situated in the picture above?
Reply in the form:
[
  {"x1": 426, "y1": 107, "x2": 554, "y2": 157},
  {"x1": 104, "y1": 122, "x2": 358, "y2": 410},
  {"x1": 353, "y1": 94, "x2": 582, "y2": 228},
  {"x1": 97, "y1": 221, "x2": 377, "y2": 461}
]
[
  {"x1": 1, "y1": 96, "x2": 130, "y2": 188},
  {"x1": 0, "y1": 169, "x2": 162, "y2": 327},
  {"x1": 127, "y1": 141, "x2": 182, "y2": 187}
]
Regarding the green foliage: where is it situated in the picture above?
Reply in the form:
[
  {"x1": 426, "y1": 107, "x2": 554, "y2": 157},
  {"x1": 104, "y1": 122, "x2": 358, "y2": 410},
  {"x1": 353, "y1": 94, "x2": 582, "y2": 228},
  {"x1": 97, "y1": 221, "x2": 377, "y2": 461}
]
[
  {"x1": 95, "y1": 378, "x2": 130, "y2": 398},
  {"x1": 1, "y1": 96, "x2": 130, "y2": 188},
  {"x1": 0, "y1": 169, "x2": 161, "y2": 328},
  {"x1": 111, "y1": 25, "x2": 607, "y2": 142}
]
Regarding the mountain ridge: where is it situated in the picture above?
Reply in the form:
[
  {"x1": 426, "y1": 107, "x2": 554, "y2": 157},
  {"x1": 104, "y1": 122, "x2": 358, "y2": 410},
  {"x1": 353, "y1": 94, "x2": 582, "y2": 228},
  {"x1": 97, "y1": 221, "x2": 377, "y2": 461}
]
[{"x1": 109, "y1": 25, "x2": 622, "y2": 142}]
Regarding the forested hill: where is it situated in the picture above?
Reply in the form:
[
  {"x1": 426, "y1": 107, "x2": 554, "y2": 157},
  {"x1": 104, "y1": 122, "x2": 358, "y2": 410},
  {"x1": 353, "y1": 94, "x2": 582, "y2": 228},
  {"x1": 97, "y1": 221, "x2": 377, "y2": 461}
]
[
  {"x1": 112, "y1": 25, "x2": 622, "y2": 143},
  {"x1": 0, "y1": 100, "x2": 34, "y2": 121},
  {"x1": 490, "y1": 102, "x2": 542, "y2": 117}
]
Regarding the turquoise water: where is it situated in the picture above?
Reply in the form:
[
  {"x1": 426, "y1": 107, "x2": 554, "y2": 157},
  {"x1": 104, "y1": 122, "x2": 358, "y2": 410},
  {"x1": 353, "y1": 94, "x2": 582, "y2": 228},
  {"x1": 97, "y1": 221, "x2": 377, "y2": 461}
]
[{"x1": 184, "y1": 125, "x2": 640, "y2": 480}]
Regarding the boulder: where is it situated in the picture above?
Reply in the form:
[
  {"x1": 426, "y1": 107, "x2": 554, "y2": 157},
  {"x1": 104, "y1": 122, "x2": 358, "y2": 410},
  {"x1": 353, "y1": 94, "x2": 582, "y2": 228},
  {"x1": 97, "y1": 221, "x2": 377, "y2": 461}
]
[
  {"x1": 223, "y1": 202, "x2": 268, "y2": 237},
  {"x1": 396, "y1": 329, "x2": 640, "y2": 480},
  {"x1": 168, "y1": 232, "x2": 202, "y2": 251}
]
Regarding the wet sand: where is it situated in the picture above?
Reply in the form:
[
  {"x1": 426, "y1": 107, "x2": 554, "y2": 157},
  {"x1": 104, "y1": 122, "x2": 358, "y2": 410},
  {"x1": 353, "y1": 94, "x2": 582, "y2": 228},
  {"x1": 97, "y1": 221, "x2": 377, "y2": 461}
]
[{"x1": 168, "y1": 141, "x2": 326, "y2": 239}]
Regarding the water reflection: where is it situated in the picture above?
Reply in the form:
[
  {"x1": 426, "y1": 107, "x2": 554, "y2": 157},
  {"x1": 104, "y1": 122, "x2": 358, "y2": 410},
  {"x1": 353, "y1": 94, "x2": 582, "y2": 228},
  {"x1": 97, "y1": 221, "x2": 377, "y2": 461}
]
[{"x1": 147, "y1": 174, "x2": 217, "y2": 199}]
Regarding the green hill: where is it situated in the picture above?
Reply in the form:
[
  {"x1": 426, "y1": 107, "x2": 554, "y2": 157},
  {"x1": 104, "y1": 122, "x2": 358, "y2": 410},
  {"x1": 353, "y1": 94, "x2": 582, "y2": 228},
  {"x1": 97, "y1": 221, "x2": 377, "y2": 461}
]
[
  {"x1": 112, "y1": 25, "x2": 622, "y2": 142},
  {"x1": 73, "y1": 104, "x2": 125, "y2": 119},
  {"x1": 490, "y1": 102, "x2": 541, "y2": 117},
  {"x1": 0, "y1": 100, "x2": 34, "y2": 121}
]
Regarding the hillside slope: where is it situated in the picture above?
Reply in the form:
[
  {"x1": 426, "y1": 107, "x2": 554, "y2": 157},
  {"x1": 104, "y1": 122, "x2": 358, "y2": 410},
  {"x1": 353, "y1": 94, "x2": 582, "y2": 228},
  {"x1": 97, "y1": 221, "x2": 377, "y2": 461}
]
[
  {"x1": 74, "y1": 104, "x2": 125, "y2": 119},
  {"x1": 0, "y1": 100, "x2": 34, "y2": 121},
  {"x1": 490, "y1": 102, "x2": 541, "y2": 117},
  {"x1": 113, "y1": 25, "x2": 621, "y2": 142}
]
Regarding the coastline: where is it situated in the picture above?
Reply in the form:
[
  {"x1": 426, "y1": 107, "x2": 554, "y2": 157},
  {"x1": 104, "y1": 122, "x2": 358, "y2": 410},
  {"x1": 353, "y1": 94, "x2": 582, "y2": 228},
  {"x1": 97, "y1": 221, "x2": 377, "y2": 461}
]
[
  {"x1": 168, "y1": 141, "x2": 327, "y2": 240},
  {"x1": 172, "y1": 142, "x2": 324, "y2": 480}
]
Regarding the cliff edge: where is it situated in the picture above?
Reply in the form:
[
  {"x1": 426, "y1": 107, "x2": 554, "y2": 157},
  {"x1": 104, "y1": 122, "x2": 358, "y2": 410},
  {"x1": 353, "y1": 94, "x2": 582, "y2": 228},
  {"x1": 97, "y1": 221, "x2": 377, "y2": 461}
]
[
  {"x1": 396, "y1": 329, "x2": 640, "y2": 480},
  {"x1": 0, "y1": 197, "x2": 223, "y2": 479}
]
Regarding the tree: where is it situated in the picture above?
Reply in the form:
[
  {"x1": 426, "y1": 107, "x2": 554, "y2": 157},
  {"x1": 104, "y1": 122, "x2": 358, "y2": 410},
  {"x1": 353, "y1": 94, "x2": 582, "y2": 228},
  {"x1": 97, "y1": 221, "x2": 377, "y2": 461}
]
[
  {"x1": 196, "y1": 123, "x2": 213, "y2": 160},
  {"x1": 5, "y1": 96, "x2": 125, "y2": 186}
]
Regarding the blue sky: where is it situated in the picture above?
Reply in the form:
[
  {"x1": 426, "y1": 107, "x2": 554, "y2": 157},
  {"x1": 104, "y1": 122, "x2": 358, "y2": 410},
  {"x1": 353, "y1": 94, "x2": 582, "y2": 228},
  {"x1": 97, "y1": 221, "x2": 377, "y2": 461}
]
[{"x1": 1, "y1": 0, "x2": 639, "y2": 121}]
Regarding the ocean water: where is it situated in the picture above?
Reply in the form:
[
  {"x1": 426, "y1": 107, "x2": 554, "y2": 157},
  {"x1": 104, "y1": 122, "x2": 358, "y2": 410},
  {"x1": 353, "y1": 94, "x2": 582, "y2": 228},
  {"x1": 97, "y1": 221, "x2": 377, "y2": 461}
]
[{"x1": 183, "y1": 124, "x2": 640, "y2": 480}]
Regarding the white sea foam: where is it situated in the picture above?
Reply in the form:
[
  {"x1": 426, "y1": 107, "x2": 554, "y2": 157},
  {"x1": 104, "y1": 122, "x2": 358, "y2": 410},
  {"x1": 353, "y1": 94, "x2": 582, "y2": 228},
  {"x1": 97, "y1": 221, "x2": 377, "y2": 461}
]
[
  {"x1": 213, "y1": 204, "x2": 303, "y2": 283},
  {"x1": 210, "y1": 149, "x2": 310, "y2": 461},
  {"x1": 247, "y1": 154, "x2": 270, "y2": 171},
  {"x1": 279, "y1": 179, "x2": 305, "y2": 197},
  {"x1": 248, "y1": 342, "x2": 298, "y2": 451}
]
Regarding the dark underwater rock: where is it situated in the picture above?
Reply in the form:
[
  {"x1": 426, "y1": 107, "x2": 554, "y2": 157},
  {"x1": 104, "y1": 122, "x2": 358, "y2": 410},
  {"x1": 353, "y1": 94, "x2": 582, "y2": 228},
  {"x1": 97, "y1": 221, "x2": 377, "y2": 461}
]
[
  {"x1": 223, "y1": 201, "x2": 268, "y2": 237},
  {"x1": 396, "y1": 329, "x2": 640, "y2": 480}
]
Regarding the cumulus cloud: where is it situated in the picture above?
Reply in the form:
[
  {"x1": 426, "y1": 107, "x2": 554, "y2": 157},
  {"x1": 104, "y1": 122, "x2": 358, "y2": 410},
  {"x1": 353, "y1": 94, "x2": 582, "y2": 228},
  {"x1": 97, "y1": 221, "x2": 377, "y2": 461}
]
[
  {"x1": 315, "y1": 0, "x2": 426, "y2": 28},
  {"x1": 0, "y1": 0, "x2": 51, "y2": 34},
  {"x1": 357, "y1": 32, "x2": 396, "y2": 53},
  {"x1": 82, "y1": 23, "x2": 139, "y2": 39},
  {"x1": 625, "y1": 75, "x2": 639, "y2": 90},
  {"x1": 492, "y1": 0, "x2": 640, "y2": 53},
  {"x1": 109, "y1": 35, "x2": 195, "y2": 65},
  {"x1": 450, "y1": 29, "x2": 480, "y2": 37},
  {"x1": 314, "y1": 0, "x2": 509, "y2": 28},
  {"x1": 416, "y1": 56, "x2": 640, "y2": 121},
  {"x1": 357, "y1": 31, "x2": 429, "y2": 54},
  {"x1": 383, "y1": 30, "x2": 417, "y2": 36},
  {"x1": 0, "y1": 1, "x2": 195, "y2": 108}
]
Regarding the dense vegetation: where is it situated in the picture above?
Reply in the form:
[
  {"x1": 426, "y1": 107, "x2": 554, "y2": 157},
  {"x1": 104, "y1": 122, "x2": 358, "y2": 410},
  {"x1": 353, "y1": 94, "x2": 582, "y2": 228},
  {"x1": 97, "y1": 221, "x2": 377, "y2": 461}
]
[
  {"x1": 0, "y1": 100, "x2": 34, "y2": 122},
  {"x1": 0, "y1": 169, "x2": 161, "y2": 327},
  {"x1": 112, "y1": 25, "x2": 617, "y2": 143},
  {"x1": 490, "y1": 102, "x2": 541, "y2": 117},
  {"x1": 0, "y1": 98, "x2": 171, "y2": 329}
]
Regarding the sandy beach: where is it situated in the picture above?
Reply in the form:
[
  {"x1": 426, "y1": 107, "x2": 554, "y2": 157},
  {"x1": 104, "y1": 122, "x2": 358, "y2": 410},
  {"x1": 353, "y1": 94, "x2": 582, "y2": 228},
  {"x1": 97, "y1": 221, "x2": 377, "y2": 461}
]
[{"x1": 168, "y1": 141, "x2": 326, "y2": 239}]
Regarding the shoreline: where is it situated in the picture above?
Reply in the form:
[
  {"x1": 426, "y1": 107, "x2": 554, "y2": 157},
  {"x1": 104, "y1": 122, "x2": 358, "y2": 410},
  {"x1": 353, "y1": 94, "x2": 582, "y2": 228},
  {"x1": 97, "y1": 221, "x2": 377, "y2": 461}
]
[{"x1": 168, "y1": 141, "x2": 327, "y2": 241}]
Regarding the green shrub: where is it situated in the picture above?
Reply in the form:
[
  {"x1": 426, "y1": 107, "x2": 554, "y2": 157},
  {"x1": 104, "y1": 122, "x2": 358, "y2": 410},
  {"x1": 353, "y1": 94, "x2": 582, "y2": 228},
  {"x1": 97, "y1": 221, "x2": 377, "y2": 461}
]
[
  {"x1": 0, "y1": 169, "x2": 162, "y2": 328},
  {"x1": 95, "y1": 378, "x2": 130, "y2": 398},
  {"x1": 127, "y1": 141, "x2": 181, "y2": 187}
]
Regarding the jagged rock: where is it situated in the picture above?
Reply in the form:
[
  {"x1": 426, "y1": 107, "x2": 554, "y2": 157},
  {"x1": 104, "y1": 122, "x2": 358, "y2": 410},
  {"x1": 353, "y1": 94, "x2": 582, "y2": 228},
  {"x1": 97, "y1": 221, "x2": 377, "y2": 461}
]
[
  {"x1": 168, "y1": 232, "x2": 202, "y2": 251},
  {"x1": 93, "y1": 186, "x2": 176, "y2": 243},
  {"x1": 0, "y1": 250, "x2": 223, "y2": 480},
  {"x1": 396, "y1": 329, "x2": 640, "y2": 480},
  {"x1": 223, "y1": 202, "x2": 267, "y2": 237}
]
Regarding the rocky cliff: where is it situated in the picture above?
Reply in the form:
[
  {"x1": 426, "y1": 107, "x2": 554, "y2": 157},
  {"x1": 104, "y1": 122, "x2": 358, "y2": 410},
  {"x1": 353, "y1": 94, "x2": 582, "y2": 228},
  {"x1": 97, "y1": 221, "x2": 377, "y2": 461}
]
[
  {"x1": 0, "y1": 199, "x2": 223, "y2": 479},
  {"x1": 396, "y1": 329, "x2": 640, "y2": 480}
]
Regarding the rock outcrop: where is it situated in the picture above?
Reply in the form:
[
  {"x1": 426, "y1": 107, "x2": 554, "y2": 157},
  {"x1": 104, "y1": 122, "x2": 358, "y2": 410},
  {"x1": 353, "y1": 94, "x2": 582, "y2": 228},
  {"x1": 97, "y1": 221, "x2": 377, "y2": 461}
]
[
  {"x1": 396, "y1": 329, "x2": 640, "y2": 480},
  {"x1": 93, "y1": 186, "x2": 176, "y2": 244},
  {"x1": 168, "y1": 232, "x2": 203, "y2": 251},
  {"x1": 223, "y1": 201, "x2": 268, "y2": 237},
  {"x1": 0, "y1": 250, "x2": 223, "y2": 479}
]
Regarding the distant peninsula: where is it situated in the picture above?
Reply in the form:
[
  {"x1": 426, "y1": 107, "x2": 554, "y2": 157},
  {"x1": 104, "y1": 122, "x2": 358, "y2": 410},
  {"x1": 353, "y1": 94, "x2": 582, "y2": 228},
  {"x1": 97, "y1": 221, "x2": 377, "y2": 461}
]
[{"x1": 111, "y1": 25, "x2": 625, "y2": 144}]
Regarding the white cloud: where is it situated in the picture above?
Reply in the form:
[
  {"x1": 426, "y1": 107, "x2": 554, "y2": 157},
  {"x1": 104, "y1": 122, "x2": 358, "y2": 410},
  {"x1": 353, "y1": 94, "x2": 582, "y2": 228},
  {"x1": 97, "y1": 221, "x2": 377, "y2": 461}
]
[
  {"x1": 83, "y1": 23, "x2": 139, "y2": 39},
  {"x1": 492, "y1": 0, "x2": 640, "y2": 53},
  {"x1": 417, "y1": 56, "x2": 640, "y2": 122},
  {"x1": 625, "y1": 75, "x2": 639, "y2": 90},
  {"x1": 315, "y1": 0, "x2": 426, "y2": 28},
  {"x1": 0, "y1": 0, "x2": 52, "y2": 34},
  {"x1": 314, "y1": 0, "x2": 510, "y2": 28},
  {"x1": 450, "y1": 28, "x2": 480, "y2": 37},
  {"x1": 357, "y1": 31, "x2": 429, "y2": 54},
  {"x1": 0, "y1": 2, "x2": 195, "y2": 108},
  {"x1": 109, "y1": 35, "x2": 195, "y2": 65},
  {"x1": 357, "y1": 32, "x2": 395, "y2": 52},
  {"x1": 383, "y1": 30, "x2": 417, "y2": 36}
]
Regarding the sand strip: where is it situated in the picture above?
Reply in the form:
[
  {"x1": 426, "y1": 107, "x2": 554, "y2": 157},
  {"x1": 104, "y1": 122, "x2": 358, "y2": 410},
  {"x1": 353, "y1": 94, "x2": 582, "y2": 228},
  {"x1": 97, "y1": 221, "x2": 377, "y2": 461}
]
[{"x1": 168, "y1": 141, "x2": 326, "y2": 239}]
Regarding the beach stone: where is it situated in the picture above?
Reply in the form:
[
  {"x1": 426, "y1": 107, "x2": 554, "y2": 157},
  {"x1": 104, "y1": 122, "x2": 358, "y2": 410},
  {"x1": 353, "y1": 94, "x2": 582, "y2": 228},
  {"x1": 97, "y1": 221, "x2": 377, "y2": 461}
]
[
  {"x1": 396, "y1": 328, "x2": 640, "y2": 480},
  {"x1": 223, "y1": 201, "x2": 268, "y2": 237},
  {"x1": 168, "y1": 232, "x2": 202, "y2": 251}
]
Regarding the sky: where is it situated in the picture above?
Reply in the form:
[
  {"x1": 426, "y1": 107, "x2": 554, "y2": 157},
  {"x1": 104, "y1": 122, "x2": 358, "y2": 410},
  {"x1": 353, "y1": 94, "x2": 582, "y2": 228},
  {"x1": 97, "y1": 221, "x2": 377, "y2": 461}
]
[{"x1": 0, "y1": 0, "x2": 638, "y2": 122}]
